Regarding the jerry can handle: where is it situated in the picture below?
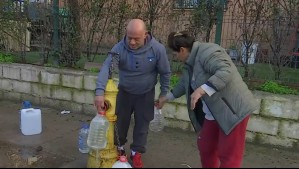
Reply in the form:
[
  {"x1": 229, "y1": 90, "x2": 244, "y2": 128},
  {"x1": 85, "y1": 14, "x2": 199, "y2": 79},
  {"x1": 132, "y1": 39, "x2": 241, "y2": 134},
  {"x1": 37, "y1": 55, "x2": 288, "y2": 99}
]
[{"x1": 24, "y1": 108, "x2": 35, "y2": 113}]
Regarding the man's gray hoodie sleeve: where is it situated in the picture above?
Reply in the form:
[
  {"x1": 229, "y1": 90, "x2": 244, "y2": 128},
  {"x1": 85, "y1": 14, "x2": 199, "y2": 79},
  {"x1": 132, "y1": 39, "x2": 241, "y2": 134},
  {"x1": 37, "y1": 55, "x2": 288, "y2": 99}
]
[
  {"x1": 95, "y1": 56, "x2": 112, "y2": 96},
  {"x1": 157, "y1": 45, "x2": 171, "y2": 97},
  {"x1": 95, "y1": 45, "x2": 120, "y2": 96}
]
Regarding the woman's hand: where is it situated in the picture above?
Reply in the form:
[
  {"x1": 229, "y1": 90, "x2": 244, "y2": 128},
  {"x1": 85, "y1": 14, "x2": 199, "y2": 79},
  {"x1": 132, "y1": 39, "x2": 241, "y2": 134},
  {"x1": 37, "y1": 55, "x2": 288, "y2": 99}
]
[
  {"x1": 191, "y1": 87, "x2": 206, "y2": 110},
  {"x1": 156, "y1": 96, "x2": 168, "y2": 109}
]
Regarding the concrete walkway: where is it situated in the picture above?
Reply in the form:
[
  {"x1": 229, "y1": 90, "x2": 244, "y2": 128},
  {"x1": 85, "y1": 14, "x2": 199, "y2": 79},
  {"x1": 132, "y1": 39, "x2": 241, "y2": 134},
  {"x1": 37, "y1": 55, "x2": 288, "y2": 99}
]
[{"x1": 0, "y1": 100, "x2": 299, "y2": 168}]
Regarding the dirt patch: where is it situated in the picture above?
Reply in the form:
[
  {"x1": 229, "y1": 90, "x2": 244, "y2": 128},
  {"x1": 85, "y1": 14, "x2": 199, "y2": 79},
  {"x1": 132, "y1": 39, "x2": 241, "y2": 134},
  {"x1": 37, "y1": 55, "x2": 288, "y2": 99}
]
[{"x1": 0, "y1": 141, "x2": 73, "y2": 168}]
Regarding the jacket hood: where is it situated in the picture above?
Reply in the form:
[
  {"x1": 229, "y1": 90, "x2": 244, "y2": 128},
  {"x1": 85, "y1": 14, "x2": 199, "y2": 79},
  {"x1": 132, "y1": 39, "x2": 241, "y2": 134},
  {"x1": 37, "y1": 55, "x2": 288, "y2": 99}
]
[{"x1": 186, "y1": 41, "x2": 201, "y2": 67}]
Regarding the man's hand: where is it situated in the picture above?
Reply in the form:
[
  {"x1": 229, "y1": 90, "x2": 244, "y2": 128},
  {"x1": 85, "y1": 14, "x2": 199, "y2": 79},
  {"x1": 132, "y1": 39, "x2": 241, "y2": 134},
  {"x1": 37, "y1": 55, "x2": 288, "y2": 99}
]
[
  {"x1": 156, "y1": 96, "x2": 168, "y2": 109},
  {"x1": 191, "y1": 87, "x2": 206, "y2": 110},
  {"x1": 94, "y1": 96, "x2": 105, "y2": 112}
]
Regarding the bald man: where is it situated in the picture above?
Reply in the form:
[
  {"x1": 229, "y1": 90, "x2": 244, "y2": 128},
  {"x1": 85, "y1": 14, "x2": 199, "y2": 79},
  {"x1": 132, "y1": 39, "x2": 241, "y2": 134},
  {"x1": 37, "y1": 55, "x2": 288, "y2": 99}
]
[{"x1": 95, "y1": 19, "x2": 171, "y2": 168}]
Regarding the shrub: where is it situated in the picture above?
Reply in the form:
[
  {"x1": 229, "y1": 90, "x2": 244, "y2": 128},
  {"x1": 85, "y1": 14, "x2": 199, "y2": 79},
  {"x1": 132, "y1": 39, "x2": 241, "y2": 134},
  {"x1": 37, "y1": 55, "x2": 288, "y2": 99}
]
[
  {"x1": 0, "y1": 53, "x2": 14, "y2": 63},
  {"x1": 258, "y1": 81, "x2": 298, "y2": 95},
  {"x1": 170, "y1": 74, "x2": 180, "y2": 89},
  {"x1": 88, "y1": 67, "x2": 99, "y2": 73},
  {"x1": 170, "y1": 61, "x2": 183, "y2": 74}
]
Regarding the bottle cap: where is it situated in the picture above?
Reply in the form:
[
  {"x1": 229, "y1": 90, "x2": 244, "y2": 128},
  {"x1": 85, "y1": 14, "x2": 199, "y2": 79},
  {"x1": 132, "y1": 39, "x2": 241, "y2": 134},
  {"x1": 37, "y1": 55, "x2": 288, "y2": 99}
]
[
  {"x1": 83, "y1": 123, "x2": 89, "y2": 129},
  {"x1": 98, "y1": 111, "x2": 106, "y2": 116},
  {"x1": 81, "y1": 123, "x2": 89, "y2": 129},
  {"x1": 119, "y1": 155, "x2": 128, "y2": 162},
  {"x1": 22, "y1": 101, "x2": 32, "y2": 109}
]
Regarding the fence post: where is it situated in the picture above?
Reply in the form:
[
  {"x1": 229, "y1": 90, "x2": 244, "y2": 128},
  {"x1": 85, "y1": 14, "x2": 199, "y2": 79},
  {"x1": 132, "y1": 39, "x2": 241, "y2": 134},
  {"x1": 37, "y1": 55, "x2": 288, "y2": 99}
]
[
  {"x1": 215, "y1": 0, "x2": 225, "y2": 45},
  {"x1": 52, "y1": 0, "x2": 60, "y2": 65}
]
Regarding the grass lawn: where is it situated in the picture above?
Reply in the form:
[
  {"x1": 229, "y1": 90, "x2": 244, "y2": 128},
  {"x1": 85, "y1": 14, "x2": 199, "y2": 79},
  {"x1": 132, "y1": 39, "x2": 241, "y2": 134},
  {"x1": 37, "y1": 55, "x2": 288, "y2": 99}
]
[
  {"x1": 237, "y1": 63, "x2": 299, "y2": 84},
  {"x1": 13, "y1": 51, "x2": 107, "y2": 70}
]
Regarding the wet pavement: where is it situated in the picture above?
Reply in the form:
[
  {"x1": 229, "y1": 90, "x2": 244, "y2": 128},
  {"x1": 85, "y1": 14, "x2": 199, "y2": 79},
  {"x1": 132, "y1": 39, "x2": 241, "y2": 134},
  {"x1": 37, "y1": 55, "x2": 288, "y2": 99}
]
[{"x1": 0, "y1": 100, "x2": 299, "y2": 168}]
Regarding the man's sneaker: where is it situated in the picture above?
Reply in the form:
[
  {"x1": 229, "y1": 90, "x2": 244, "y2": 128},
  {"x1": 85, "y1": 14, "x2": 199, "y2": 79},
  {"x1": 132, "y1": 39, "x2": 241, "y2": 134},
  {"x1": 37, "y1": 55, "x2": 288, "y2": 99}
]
[{"x1": 130, "y1": 152, "x2": 143, "y2": 168}]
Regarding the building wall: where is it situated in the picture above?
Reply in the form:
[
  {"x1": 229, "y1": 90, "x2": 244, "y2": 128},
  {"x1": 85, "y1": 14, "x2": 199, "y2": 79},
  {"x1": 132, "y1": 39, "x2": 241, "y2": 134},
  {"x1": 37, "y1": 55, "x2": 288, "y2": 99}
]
[
  {"x1": 1, "y1": 63, "x2": 298, "y2": 149},
  {"x1": 3, "y1": 23, "x2": 31, "y2": 52}
]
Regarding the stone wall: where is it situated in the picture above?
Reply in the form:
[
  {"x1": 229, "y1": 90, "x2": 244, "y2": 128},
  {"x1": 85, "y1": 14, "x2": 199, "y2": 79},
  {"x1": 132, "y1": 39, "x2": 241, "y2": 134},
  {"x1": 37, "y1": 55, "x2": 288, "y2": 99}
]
[
  {"x1": 0, "y1": 63, "x2": 298, "y2": 149},
  {"x1": 0, "y1": 63, "x2": 98, "y2": 116}
]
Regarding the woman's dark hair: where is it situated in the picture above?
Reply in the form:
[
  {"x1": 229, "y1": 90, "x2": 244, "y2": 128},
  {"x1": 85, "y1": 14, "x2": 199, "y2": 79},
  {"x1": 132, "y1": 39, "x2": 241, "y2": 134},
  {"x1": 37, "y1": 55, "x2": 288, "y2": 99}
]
[{"x1": 167, "y1": 31, "x2": 195, "y2": 52}]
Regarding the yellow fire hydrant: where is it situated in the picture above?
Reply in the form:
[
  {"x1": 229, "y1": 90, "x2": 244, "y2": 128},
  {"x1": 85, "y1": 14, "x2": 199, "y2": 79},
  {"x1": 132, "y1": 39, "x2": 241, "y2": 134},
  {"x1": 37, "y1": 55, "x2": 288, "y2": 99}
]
[{"x1": 87, "y1": 79, "x2": 119, "y2": 168}]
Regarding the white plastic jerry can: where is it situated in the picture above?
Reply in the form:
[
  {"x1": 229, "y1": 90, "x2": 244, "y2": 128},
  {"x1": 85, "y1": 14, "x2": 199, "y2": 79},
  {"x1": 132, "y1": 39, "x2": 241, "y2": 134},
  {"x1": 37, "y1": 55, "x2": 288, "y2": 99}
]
[{"x1": 20, "y1": 108, "x2": 42, "y2": 136}]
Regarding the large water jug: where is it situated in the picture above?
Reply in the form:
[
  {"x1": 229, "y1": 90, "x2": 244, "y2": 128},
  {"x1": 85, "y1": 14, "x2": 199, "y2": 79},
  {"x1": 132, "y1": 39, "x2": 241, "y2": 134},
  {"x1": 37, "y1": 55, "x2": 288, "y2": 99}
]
[
  {"x1": 20, "y1": 108, "x2": 42, "y2": 136},
  {"x1": 149, "y1": 106, "x2": 165, "y2": 132},
  {"x1": 19, "y1": 101, "x2": 32, "y2": 129},
  {"x1": 112, "y1": 156, "x2": 132, "y2": 168},
  {"x1": 87, "y1": 111, "x2": 109, "y2": 150}
]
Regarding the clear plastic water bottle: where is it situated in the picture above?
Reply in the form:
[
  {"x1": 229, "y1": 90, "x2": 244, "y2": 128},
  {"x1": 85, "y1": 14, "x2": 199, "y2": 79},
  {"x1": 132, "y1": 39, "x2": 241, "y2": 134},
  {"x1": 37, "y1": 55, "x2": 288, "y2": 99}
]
[
  {"x1": 149, "y1": 106, "x2": 165, "y2": 132},
  {"x1": 112, "y1": 156, "x2": 132, "y2": 168},
  {"x1": 78, "y1": 123, "x2": 90, "y2": 153},
  {"x1": 87, "y1": 111, "x2": 109, "y2": 150}
]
